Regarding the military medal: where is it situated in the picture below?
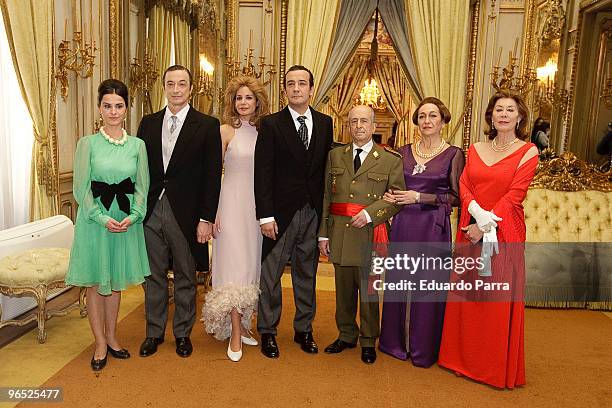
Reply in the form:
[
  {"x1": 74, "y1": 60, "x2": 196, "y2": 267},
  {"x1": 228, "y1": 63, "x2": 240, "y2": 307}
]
[{"x1": 332, "y1": 174, "x2": 337, "y2": 193}]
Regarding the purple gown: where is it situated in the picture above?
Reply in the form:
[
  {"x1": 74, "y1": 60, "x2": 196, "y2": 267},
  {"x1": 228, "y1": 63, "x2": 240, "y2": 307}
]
[{"x1": 379, "y1": 144, "x2": 464, "y2": 367}]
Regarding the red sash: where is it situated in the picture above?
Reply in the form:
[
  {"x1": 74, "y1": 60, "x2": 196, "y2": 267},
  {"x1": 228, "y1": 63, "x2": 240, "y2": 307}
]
[{"x1": 329, "y1": 202, "x2": 389, "y2": 256}]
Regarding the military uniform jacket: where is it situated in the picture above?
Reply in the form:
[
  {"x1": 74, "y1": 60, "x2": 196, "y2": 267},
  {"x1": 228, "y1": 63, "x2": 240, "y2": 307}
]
[{"x1": 319, "y1": 143, "x2": 406, "y2": 266}]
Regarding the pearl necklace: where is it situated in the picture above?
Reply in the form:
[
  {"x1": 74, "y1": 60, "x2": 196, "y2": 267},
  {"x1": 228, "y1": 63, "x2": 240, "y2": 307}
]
[
  {"x1": 415, "y1": 139, "x2": 446, "y2": 159},
  {"x1": 100, "y1": 127, "x2": 128, "y2": 145},
  {"x1": 491, "y1": 137, "x2": 518, "y2": 152}
]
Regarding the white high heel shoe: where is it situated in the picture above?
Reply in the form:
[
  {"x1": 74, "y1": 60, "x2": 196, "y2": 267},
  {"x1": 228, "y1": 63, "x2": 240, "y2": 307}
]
[
  {"x1": 240, "y1": 333, "x2": 258, "y2": 346},
  {"x1": 227, "y1": 340, "x2": 242, "y2": 362}
]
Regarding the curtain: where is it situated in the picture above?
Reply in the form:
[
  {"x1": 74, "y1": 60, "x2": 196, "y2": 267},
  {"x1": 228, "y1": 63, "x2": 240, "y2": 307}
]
[
  {"x1": 313, "y1": 0, "x2": 377, "y2": 108},
  {"x1": 286, "y1": 0, "x2": 340, "y2": 103},
  {"x1": 325, "y1": 55, "x2": 369, "y2": 142},
  {"x1": 374, "y1": 56, "x2": 415, "y2": 147},
  {"x1": 378, "y1": 0, "x2": 422, "y2": 101},
  {"x1": 0, "y1": 7, "x2": 33, "y2": 228},
  {"x1": 1, "y1": 0, "x2": 57, "y2": 221},
  {"x1": 172, "y1": 14, "x2": 191, "y2": 68},
  {"x1": 405, "y1": 0, "x2": 471, "y2": 146},
  {"x1": 149, "y1": 5, "x2": 173, "y2": 112}
]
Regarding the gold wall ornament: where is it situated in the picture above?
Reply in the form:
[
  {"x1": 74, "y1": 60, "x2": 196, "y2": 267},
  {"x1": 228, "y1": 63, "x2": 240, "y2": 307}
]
[
  {"x1": 602, "y1": 67, "x2": 612, "y2": 109},
  {"x1": 279, "y1": 0, "x2": 288, "y2": 110},
  {"x1": 129, "y1": 42, "x2": 159, "y2": 114},
  {"x1": 601, "y1": 22, "x2": 612, "y2": 109},
  {"x1": 540, "y1": 0, "x2": 565, "y2": 47},
  {"x1": 488, "y1": 0, "x2": 498, "y2": 21},
  {"x1": 197, "y1": 0, "x2": 217, "y2": 28},
  {"x1": 55, "y1": 29, "x2": 98, "y2": 101},
  {"x1": 109, "y1": 0, "x2": 120, "y2": 79},
  {"x1": 490, "y1": 42, "x2": 538, "y2": 97},
  {"x1": 463, "y1": 0, "x2": 480, "y2": 153},
  {"x1": 532, "y1": 151, "x2": 612, "y2": 192}
]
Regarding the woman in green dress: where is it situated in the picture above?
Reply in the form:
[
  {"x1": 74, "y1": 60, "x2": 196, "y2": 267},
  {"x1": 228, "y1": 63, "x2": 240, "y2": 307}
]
[{"x1": 65, "y1": 79, "x2": 151, "y2": 371}]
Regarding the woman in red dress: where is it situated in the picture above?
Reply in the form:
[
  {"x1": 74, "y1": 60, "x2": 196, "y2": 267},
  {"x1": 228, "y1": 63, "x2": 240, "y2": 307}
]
[{"x1": 438, "y1": 90, "x2": 538, "y2": 388}]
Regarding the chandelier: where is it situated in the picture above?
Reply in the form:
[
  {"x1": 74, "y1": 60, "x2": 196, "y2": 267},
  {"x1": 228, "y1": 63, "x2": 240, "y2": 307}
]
[
  {"x1": 355, "y1": 4, "x2": 386, "y2": 110},
  {"x1": 358, "y1": 78, "x2": 385, "y2": 109}
]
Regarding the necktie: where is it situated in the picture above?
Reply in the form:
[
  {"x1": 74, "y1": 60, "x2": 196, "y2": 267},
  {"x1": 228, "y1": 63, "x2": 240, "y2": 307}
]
[
  {"x1": 354, "y1": 148, "x2": 363, "y2": 173},
  {"x1": 170, "y1": 115, "x2": 178, "y2": 134},
  {"x1": 297, "y1": 116, "x2": 308, "y2": 149}
]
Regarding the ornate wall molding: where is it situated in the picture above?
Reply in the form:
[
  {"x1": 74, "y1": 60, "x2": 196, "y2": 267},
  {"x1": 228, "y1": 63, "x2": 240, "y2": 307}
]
[
  {"x1": 278, "y1": 0, "x2": 288, "y2": 110},
  {"x1": 532, "y1": 151, "x2": 612, "y2": 191},
  {"x1": 463, "y1": 0, "x2": 481, "y2": 152},
  {"x1": 109, "y1": 0, "x2": 120, "y2": 79}
]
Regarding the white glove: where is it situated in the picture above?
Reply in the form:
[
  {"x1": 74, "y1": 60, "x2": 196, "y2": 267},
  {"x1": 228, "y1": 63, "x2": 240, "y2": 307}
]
[
  {"x1": 468, "y1": 200, "x2": 502, "y2": 233},
  {"x1": 478, "y1": 227, "x2": 499, "y2": 277}
]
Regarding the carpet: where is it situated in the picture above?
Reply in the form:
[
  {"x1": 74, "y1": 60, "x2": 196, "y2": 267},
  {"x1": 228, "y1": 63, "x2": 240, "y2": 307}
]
[{"x1": 29, "y1": 289, "x2": 612, "y2": 408}]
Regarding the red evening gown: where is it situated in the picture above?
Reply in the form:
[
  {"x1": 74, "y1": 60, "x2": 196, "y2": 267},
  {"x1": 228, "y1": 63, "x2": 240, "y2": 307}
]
[{"x1": 438, "y1": 142, "x2": 538, "y2": 389}]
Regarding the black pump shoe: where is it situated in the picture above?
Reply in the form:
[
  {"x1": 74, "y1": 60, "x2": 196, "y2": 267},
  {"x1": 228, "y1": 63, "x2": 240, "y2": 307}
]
[
  {"x1": 91, "y1": 354, "x2": 108, "y2": 371},
  {"x1": 107, "y1": 345, "x2": 131, "y2": 359}
]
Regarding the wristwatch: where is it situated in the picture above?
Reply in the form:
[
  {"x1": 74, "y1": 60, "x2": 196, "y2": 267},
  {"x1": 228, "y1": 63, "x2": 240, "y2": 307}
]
[{"x1": 415, "y1": 192, "x2": 420, "y2": 203}]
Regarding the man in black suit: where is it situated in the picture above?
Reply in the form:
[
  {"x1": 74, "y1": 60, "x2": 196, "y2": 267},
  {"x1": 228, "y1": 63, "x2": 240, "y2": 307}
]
[
  {"x1": 254, "y1": 65, "x2": 333, "y2": 358},
  {"x1": 137, "y1": 65, "x2": 222, "y2": 358}
]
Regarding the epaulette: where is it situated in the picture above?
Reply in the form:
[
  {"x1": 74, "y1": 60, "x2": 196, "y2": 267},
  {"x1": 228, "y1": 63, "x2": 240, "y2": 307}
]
[
  {"x1": 331, "y1": 141, "x2": 347, "y2": 149},
  {"x1": 384, "y1": 145, "x2": 402, "y2": 158}
]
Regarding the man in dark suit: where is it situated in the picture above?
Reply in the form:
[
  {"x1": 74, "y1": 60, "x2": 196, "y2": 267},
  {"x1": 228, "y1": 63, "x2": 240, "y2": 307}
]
[
  {"x1": 137, "y1": 65, "x2": 222, "y2": 358},
  {"x1": 254, "y1": 65, "x2": 333, "y2": 358}
]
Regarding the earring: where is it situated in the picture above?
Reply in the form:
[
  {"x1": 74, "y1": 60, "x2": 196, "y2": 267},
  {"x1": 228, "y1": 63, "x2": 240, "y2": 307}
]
[
  {"x1": 516, "y1": 120, "x2": 520, "y2": 129},
  {"x1": 492, "y1": 122, "x2": 496, "y2": 130}
]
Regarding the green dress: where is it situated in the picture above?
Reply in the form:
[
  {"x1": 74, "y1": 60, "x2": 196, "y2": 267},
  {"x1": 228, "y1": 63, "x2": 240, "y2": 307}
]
[{"x1": 65, "y1": 132, "x2": 151, "y2": 295}]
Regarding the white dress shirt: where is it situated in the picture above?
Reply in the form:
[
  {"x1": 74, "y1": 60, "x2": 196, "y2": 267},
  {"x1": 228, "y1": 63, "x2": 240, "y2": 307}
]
[{"x1": 259, "y1": 106, "x2": 313, "y2": 226}]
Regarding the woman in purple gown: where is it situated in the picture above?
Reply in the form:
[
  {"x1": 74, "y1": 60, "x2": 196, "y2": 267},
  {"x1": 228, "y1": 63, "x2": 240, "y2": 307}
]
[{"x1": 379, "y1": 97, "x2": 464, "y2": 367}]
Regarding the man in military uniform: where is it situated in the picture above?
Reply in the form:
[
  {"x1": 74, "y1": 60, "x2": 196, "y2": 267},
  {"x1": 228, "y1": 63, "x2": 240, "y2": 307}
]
[{"x1": 318, "y1": 105, "x2": 405, "y2": 364}]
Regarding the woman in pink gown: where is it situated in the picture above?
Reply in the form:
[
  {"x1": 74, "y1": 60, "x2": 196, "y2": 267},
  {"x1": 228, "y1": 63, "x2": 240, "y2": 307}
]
[{"x1": 201, "y1": 76, "x2": 270, "y2": 361}]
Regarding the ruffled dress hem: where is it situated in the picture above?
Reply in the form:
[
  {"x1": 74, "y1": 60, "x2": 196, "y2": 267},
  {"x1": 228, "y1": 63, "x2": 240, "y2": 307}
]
[{"x1": 201, "y1": 283, "x2": 260, "y2": 340}]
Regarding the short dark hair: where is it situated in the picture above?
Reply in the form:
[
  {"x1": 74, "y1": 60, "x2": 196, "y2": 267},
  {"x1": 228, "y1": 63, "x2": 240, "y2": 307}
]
[
  {"x1": 97, "y1": 79, "x2": 128, "y2": 106},
  {"x1": 284, "y1": 65, "x2": 314, "y2": 88},
  {"x1": 412, "y1": 97, "x2": 451, "y2": 125},
  {"x1": 163, "y1": 65, "x2": 193, "y2": 86},
  {"x1": 484, "y1": 90, "x2": 530, "y2": 141}
]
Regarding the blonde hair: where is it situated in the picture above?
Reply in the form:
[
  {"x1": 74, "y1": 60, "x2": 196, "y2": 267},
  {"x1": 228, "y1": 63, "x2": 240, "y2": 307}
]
[{"x1": 222, "y1": 75, "x2": 270, "y2": 129}]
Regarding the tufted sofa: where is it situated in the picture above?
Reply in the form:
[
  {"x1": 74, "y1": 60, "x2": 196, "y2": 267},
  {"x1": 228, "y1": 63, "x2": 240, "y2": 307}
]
[
  {"x1": 0, "y1": 216, "x2": 86, "y2": 343},
  {"x1": 523, "y1": 152, "x2": 612, "y2": 310}
]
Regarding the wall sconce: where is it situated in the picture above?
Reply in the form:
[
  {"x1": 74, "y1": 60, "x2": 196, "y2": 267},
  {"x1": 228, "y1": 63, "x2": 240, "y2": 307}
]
[
  {"x1": 129, "y1": 41, "x2": 159, "y2": 114},
  {"x1": 56, "y1": 21, "x2": 97, "y2": 101},
  {"x1": 195, "y1": 54, "x2": 214, "y2": 98},
  {"x1": 535, "y1": 54, "x2": 569, "y2": 111},
  {"x1": 225, "y1": 30, "x2": 277, "y2": 85},
  {"x1": 490, "y1": 40, "x2": 538, "y2": 97}
]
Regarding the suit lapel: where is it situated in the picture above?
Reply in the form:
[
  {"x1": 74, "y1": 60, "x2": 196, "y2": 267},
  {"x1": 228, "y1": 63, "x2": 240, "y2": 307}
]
[
  {"x1": 149, "y1": 110, "x2": 165, "y2": 176},
  {"x1": 354, "y1": 143, "x2": 381, "y2": 178},
  {"x1": 166, "y1": 106, "x2": 198, "y2": 174},
  {"x1": 279, "y1": 107, "x2": 306, "y2": 165}
]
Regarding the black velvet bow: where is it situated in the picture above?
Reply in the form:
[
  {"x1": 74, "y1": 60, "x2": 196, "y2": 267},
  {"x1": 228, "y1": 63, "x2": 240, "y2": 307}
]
[{"x1": 91, "y1": 178, "x2": 135, "y2": 215}]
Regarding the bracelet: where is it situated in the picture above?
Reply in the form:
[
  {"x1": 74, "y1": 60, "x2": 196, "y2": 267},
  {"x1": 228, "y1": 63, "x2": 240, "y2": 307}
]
[{"x1": 415, "y1": 192, "x2": 420, "y2": 203}]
